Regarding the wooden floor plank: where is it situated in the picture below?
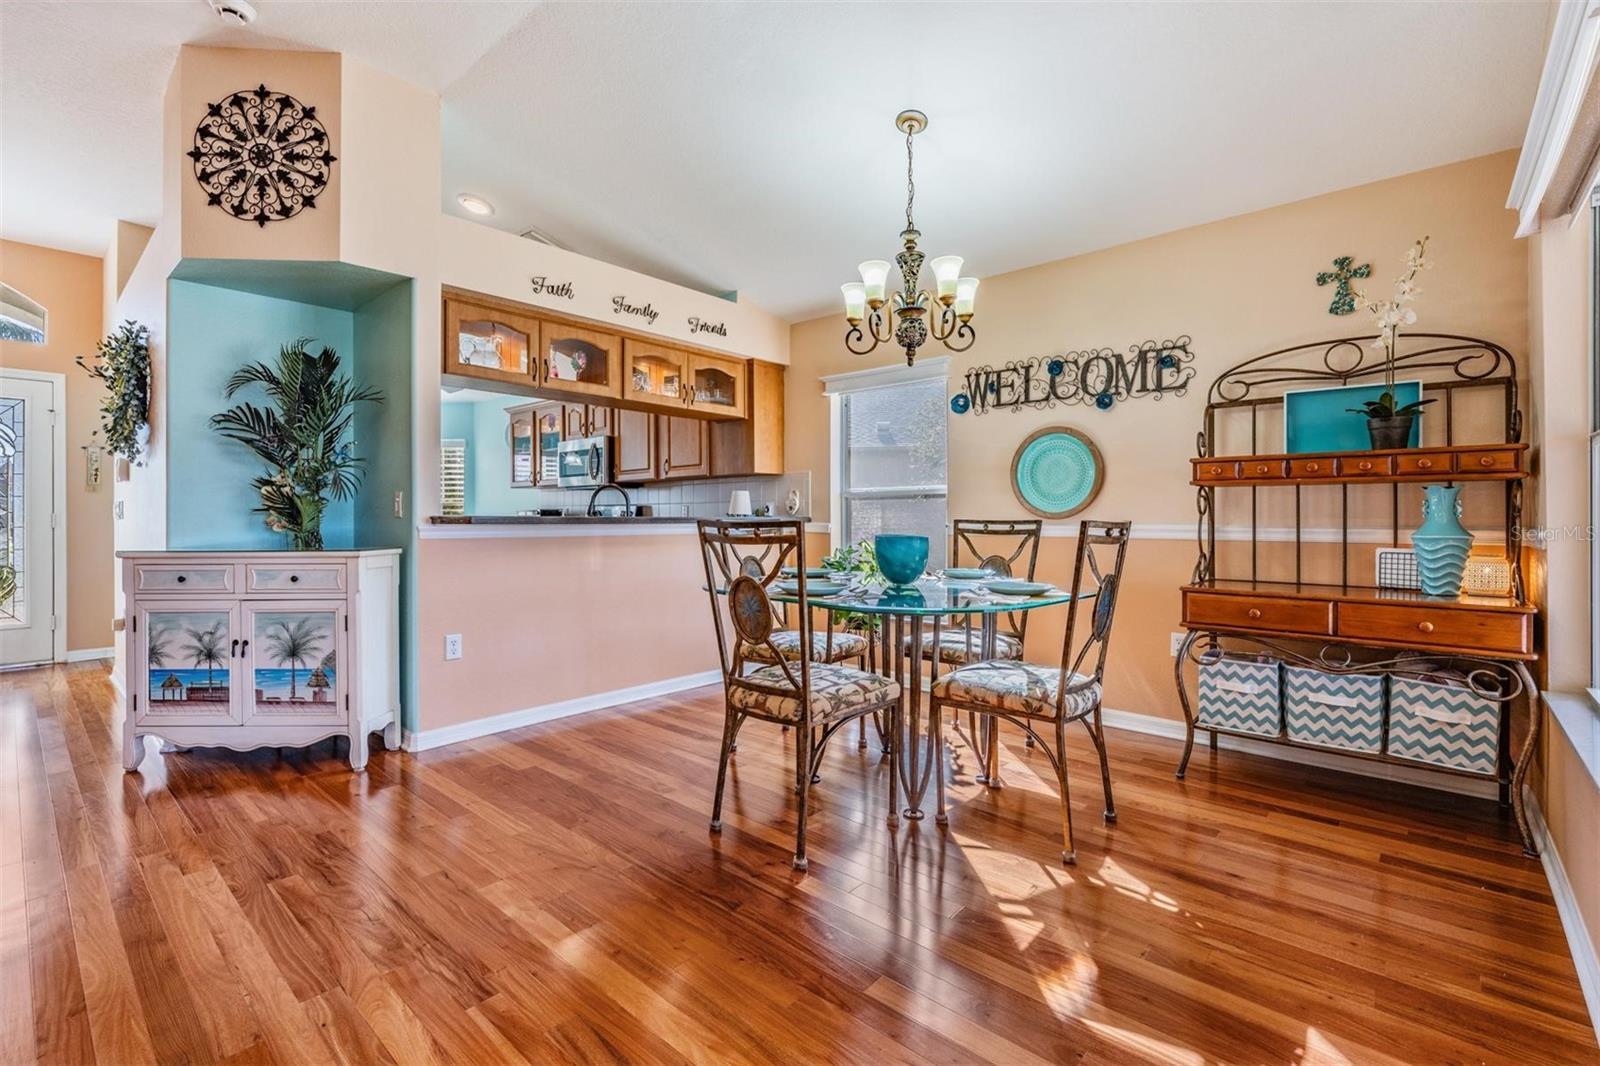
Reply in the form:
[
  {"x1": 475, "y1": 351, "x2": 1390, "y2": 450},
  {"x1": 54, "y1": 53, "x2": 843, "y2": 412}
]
[{"x1": 8, "y1": 663, "x2": 1595, "y2": 1065}]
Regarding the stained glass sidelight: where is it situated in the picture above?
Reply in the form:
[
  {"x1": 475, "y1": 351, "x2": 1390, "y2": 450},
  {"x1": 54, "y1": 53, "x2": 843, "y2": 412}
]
[{"x1": 0, "y1": 396, "x2": 24, "y2": 624}]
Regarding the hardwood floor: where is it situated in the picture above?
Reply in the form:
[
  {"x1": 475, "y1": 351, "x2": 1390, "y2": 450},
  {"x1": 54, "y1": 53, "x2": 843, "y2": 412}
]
[{"x1": 3, "y1": 660, "x2": 1595, "y2": 1064}]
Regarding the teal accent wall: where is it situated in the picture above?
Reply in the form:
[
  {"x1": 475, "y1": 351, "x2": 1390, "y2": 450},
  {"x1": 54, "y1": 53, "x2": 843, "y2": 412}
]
[
  {"x1": 440, "y1": 402, "x2": 476, "y2": 515},
  {"x1": 470, "y1": 396, "x2": 538, "y2": 514},
  {"x1": 351, "y1": 280, "x2": 413, "y2": 549},
  {"x1": 167, "y1": 280, "x2": 356, "y2": 549}
]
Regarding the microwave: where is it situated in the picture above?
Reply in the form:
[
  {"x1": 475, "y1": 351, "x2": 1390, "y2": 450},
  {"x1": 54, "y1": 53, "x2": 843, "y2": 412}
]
[{"x1": 555, "y1": 435, "x2": 612, "y2": 488}]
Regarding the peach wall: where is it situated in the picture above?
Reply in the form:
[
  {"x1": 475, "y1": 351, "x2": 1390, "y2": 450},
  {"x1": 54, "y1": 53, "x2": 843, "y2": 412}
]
[
  {"x1": 414, "y1": 532, "x2": 719, "y2": 729},
  {"x1": 0, "y1": 240, "x2": 111, "y2": 652}
]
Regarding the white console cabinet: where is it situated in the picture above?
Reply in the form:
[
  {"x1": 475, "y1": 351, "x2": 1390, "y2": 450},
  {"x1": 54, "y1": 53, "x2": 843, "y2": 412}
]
[{"x1": 119, "y1": 549, "x2": 402, "y2": 772}]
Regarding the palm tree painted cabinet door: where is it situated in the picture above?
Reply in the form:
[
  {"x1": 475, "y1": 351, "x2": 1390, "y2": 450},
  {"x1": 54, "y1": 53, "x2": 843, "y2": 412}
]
[
  {"x1": 135, "y1": 602, "x2": 244, "y2": 727},
  {"x1": 241, "y1": 601, "x2": 347, "y2": 727}
]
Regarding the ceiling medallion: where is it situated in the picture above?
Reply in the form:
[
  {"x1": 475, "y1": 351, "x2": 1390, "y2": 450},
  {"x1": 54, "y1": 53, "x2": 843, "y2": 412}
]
[
  {"x1": 841, "y1": 110, "x2": 978, "y2": 366},
  {"x1": 187, "y1": 84, "x2": 336, "y2": 228}
]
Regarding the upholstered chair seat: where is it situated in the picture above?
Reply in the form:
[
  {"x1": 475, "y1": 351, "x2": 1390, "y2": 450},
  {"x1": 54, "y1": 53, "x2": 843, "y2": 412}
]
[
  {"x1": 908, "y1": 629, "x2": 1022, "y2": 665},
  {"x1": 745, "y1": 629, "x2": 869, "y2": 664},
  {"x1": 930, "y1": 661, "x2": 1099, "y2": 719},
  {"x1": 730, "y1": 664, "x2": 900, "y2": 723}
]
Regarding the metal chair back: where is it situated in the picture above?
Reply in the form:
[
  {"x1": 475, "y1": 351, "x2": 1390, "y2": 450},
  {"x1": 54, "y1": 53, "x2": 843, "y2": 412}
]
[
  {"x1": 1055, "y1": 520, "x2": 1132, "y2": 706},
  {"x1": 952, "y1": 518, "x2": 1043, "y2": 642},
  {"x1": 696, "y1": 520, "x2": 813, "y2": 711}
]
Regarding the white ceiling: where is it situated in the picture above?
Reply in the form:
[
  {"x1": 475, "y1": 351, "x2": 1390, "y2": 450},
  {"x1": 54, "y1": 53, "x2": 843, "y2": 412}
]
[{"x1": 2, "y1": 2, "x2": 1550, "y2": 321}]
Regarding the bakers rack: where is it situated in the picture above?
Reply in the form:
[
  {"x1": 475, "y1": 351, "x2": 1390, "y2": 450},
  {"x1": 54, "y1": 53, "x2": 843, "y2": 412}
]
[{"x1": 1174, "y1": 333, "x2": 1541, "y2": 855}]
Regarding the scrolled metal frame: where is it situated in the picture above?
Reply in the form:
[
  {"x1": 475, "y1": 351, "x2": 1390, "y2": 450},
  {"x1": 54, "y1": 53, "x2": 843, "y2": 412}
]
[{"x1": 1181, "y1": 332, "x2": 1540, "y2": 856}]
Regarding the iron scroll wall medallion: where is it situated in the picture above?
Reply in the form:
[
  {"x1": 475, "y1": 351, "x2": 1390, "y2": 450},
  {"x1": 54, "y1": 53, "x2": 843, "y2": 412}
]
[
  {"x1": 952, "y1": 336, "x2": 1196, "y2": 415},
  {"x1": 188, "y1": 85, "x2": 336, "y2": 227},
  {"x1": 1011, "y1": 426, "x2": 1104, "y2": 519}
]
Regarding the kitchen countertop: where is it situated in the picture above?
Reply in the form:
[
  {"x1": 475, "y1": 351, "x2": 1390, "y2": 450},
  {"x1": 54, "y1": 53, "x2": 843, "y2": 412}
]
[{"x1": 427, "y1": 514, "x2": 810, "y2": 525}]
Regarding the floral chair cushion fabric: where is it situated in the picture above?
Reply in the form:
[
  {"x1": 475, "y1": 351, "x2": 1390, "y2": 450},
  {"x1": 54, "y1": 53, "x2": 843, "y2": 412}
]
[
  {"x1": 908, "y1": 630, "x2": 1023, "y2": 665},
  {"x1": 745, "y1": 629, "x2": 869, "y2": 664},
  {"x1": 930, "y1": 661, "x2": 1101, "y2": 720},
  {"x1": 729, "y1": 663, "x2": 901, "y2": 723}
]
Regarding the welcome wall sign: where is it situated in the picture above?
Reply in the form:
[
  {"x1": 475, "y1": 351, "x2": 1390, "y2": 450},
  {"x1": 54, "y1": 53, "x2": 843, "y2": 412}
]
[{"x1": 951, "y1": 336, "x2": 1197, "y2": 414}]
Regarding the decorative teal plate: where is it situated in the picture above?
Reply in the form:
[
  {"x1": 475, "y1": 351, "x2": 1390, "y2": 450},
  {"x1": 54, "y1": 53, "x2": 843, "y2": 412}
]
[
  {"x1": 1011, "y1": 427, "x2": 1104, "y2": 519},
  {"x1": 942, "y1": 567, "x2": 993, "y2": 581}
]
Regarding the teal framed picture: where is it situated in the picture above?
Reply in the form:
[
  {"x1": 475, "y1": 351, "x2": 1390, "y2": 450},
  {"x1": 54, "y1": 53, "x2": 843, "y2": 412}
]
[{"x1": 1284, "y1": 380, "x2": 1422, "y2": 453}]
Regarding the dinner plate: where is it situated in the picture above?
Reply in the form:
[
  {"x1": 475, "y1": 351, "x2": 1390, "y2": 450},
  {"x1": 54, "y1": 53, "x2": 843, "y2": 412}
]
[
  {"x1": 983, "y1": 579, "x2": 1055, "y2": 596},
  {"x1": 779, "y1": 567, "x2": 832, "y2": 578},
  {"x1": 775, "y1": 579, "x2": 847, "y2": 596},
  {"x1": 942, "y1": 567, "x2": 993, "y2": 581}
]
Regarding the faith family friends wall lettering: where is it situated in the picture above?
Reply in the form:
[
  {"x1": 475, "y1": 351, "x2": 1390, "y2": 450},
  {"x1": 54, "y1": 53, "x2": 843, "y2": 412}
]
[
  {"x1": 951, "y1": 337, "x2": 1196, "y2": 414},
  {"x1": 524, "y1": 277, "x2": 735, "y2": 344},
  {"x1": 530, "y1": 275, "x2": 576, "y2": 300}
]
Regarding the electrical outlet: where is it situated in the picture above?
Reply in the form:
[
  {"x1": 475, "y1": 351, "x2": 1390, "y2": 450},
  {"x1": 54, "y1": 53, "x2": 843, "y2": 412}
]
[
  {"x1": 393, "y1": 491, "x2": 405, "y2": 519},
  {"x1": 444, "y1": 633, "x2": 463, "y2": 660},
  {"x1": 1170, "y1": 632, "x2": 1187, "y2": 656}
]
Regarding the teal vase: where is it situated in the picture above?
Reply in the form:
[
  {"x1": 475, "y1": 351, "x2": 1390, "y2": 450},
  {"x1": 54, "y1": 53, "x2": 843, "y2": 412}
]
[{"x1": 1412, "y1": 485, "x2": 1472, "y2": 597}]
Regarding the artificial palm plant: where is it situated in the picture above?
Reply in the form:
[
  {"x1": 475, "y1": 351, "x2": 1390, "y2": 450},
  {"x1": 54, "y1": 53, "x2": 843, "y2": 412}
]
[{"x1": 210, "y1": 339, "x2": 382, "y2": 550}]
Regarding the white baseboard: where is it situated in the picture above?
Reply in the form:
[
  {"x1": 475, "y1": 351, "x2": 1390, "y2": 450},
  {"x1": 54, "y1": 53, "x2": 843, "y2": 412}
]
[
  {"x1": 404, "y1": 669, "x2": 722, "y2": 753},
  {"x1": 1525, "y1": 787, "x2": 1600, "y2": 1044},
  {"x1": 65, "y1": 646, "x2": 114, "y2": 663},
  {"x1": 1099, "y1": 706, "x2": 1497, "y2": 799},
  {"x1": 110, "y1": 669, "x2": 125, "y2": 699}
]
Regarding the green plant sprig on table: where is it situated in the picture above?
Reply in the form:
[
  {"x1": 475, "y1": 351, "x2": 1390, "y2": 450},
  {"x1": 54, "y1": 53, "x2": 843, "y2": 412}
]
[
  {"x1": 75, "y1": 320, "x2": 150, "y2": 463},
  {"x1": 820, "y1": 538, "x2": 882, "y2": 633},
  {"x1": 209, "y1": 339, "x2": 382, "y2": 551}
]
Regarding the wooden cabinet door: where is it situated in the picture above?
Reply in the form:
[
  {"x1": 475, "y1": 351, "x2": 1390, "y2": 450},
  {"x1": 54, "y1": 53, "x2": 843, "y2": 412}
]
[
  {"x1": 134, "y1": 601, "x2": 243, "y2": 727},
  {"x1": 711, "y1": 360, "x2": 783, "y2": 477},
  {"x1": 586, "y1": 405, "x2": 614, "y2": 438},
  {"x1": 658, "y1": 415, "x2": 711, "y2": 480},
  {"x1": 622, "y1": 339, "x2": 690, "y2": 411},
  {"x1": 533, "y1": 403, "x2": 565, "y2": 487},
  {"x1": 615, "y1": 409, "x2": 657, "y2": 482},
  {"x1": 562, "y1": 404, "x2": 588, "y2": 440},
  {"x1": 508, "y1": 404, "x2": 537, "y2": 488},
  {"x1": 687, "y1": 352, "x2": 747, "y2": 419},
  {"x1": 444, "y1": 298, "x2": 537, "y2": 387},
  {"x1": 241, "y1": 601, "x2": 347, "y2": 727},
  {"x1": 537, "y1": 321, "x2": 622, "y2": 400}
]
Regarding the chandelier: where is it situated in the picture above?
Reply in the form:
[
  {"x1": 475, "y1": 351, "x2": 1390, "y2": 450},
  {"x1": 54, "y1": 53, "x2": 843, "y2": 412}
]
[{"x1": 841, "y1": 110, "x2": 978, "y2": 366}]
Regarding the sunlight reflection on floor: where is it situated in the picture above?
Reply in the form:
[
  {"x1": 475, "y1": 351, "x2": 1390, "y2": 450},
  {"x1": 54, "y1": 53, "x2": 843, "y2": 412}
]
[
  {"x1": 1082, "y1": 1018, "x2": 1207, "y2": 1065},
  {"x1": 1088, "y1": 855, "x2": 1181, "y2": 913}
]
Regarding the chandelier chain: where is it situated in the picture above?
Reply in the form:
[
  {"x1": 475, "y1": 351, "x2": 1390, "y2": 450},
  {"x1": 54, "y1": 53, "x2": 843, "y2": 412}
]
[{"x1": 905, "y1": 129, "x2": 916, "y2": 232}]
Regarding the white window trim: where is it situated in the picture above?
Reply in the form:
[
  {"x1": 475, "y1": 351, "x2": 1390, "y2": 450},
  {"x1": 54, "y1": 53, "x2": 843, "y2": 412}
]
[{"x1": 825, "y1": 358, "x2": 951, "y2": 554}]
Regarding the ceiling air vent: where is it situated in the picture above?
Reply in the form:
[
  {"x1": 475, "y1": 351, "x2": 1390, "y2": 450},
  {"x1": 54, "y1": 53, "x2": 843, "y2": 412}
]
[{"x1": 518, "y1": 225, "x2": 570, "y2": 252}]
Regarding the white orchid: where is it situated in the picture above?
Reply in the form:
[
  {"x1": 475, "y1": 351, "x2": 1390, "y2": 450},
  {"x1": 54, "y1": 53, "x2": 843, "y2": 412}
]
[{"x1": 1354, "y1": 236, "x2": 1430, "y2": 389}]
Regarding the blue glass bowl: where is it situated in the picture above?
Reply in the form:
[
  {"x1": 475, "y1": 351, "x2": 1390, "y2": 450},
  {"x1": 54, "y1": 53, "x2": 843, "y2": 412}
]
[{"x1": 874, "y1": 534, "x2": 929, "y2": 587}]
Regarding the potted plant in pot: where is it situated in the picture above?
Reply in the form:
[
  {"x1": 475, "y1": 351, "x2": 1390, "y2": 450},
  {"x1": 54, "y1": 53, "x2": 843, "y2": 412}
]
[
  {"x1": 210, "y1": 339, "x2": 382, "y2": 551},
  {"x1": 1350, "y1": 237, "x2": 1434, "y2": 449}
]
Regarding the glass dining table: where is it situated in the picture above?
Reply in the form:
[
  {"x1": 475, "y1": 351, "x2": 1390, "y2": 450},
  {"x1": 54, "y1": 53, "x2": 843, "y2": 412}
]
[{"x1": 768, "y1": 574, "x2": 1094, "y2": 825}]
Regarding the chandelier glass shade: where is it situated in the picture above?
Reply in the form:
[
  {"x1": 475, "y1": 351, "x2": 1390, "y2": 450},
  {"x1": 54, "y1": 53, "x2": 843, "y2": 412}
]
[{"x1": 841, "y1": 110, "x2": 977, "y2": 366}]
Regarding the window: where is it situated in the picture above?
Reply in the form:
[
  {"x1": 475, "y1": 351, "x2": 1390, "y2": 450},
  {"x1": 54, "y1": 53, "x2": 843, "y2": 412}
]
[
  {"x1": 441, "y1": 439, "x2": 467, "y2": 517},
  {"x1": 831, "y1": 370, "x2": 949, "y2": 569},
  {"x1": 0, "y1": 284, "x2": 45, "y2": 344}
]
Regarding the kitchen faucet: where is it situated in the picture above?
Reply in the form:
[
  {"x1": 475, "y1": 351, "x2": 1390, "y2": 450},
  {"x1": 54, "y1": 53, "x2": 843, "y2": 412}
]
[{"x1": 586, "y1": 482, "x2": 631, "y2": 517}]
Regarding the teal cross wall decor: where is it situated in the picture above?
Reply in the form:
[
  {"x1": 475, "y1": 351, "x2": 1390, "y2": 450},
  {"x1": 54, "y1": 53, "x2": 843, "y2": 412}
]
[{"x1": 1315, "y1": 255, "x2": 1371, "y2": 315}]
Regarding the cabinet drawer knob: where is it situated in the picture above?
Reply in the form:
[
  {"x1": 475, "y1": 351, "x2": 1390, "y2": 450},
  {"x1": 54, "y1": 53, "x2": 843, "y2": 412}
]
[
  {"x1": 1479, "y1": 456, "x2": 1494, "y2": 467},
  {"x1": 177, "y1": 574, "x2": 187, "y2": 583},
  {"x1": 1357, "y1": 461, "x2": 1373, "y2": 471},
  {"x1": 1417, "y1": 621, "x2": 1435, "y2": 634},
  {"x1": 1305, "y1": 462, "x2": 1320, "y2": 473},
  {"x1": 1247, "y1": 608, "x2": 1262, "y2": 620},
  {"x1": 290, "y1": 574, "x2": 300, "y2": 583},
  {"x1": 1255, "y1": 464, "x2": 1269, "y2": 475},
  {"x1": 1417, "y1": 459, "x2": 1432, "y2": 469},
  {"x1": 1209, "y1": 466, "x2": 1223, "y2": 476}
]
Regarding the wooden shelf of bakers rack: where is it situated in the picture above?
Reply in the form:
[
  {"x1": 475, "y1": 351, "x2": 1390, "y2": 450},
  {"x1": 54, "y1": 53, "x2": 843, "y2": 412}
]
[{"x1": 1190, "y1": 442, "x2": 1528, "y2": 487}]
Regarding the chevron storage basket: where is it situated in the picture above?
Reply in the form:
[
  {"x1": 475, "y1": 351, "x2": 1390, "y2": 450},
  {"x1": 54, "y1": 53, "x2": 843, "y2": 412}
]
[
  {"x1": 1385, "y1": 675, "x2": 1501, "y2": 775},
  {"x1": 1196, "y1": 656, "x2": 1282, "y2": 737},
  {"x1": 1283, "y1": 666, "x2": 1385, "y2": 754}
]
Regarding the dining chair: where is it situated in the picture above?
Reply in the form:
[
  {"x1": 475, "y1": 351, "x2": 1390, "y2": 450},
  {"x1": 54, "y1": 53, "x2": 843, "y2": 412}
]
[
  {"x1": 928, "y1": 520, "x2": 1131, "y2": 865},
  {"x1": 913, "y1": 518, "x2": 1043, "y2": 666},
  {"x1": 697, "y1": 519, "x2": 902, "y2": 870}
]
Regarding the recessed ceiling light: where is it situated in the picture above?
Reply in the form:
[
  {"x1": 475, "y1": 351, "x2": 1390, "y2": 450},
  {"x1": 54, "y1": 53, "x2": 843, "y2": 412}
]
[{"x1": 457, "y1": 194, "x2": 494, "y2": 216}]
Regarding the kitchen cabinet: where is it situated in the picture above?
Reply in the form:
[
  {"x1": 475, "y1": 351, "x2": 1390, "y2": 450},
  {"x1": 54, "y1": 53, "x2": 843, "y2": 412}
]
[
  {"x1": 561, "y1": 403, "x2": 611, "y2": 439},
  {"x1": 711, "y1": 359, "x2": 784, "y2": 477},
  {"x1": 444, "y1": 297, "x2": 537, "y2": 388},
  {"x1": 658, "y1": 415, "x2": 712, "y2": 480},
  {"x1": 688, "y1": 352, "x2": 747, "y2": 419},
  {"x1": 121, "y1": 550, "x2": 401, "y2": 773},
  {"x1": 533, "y1": 403, "x2": 565, "y2": 486},
  {"x1": 614, "y1": 408, "x2": 657, "y2": 482},
  {"x1": 623, "y1": 338, "x2": 689, "y2": 410},
  {"x1": 507, "y1": 403, "x2": 537, "y2": 488},
  {"x1": 536, "y1": 321, "x2": 622, "y2": 400}
]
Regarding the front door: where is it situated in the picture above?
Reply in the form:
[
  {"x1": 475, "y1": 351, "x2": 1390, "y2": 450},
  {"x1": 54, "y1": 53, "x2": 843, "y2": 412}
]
[{"x1": 0, "y1": 373, "x2": 58, "y2": 667}]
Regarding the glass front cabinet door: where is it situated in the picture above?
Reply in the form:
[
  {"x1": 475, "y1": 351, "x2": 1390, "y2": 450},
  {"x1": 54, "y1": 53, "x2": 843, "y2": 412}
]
[
  {"x1": 445, "y1": 297, "x2": 537, "y2": 387},
  {"x1": 622, "y1": 338, "x2": 690, "y2": 410},
  {"x1": 241, "y1": 602, "x2": 347, "y2": 727},
  {"x1": 688, "y1": 353, "x2": 747, "y2": 419},
  {"x1": 136, "y1": 603, "x2": 243, "y2": 726},
  {"x1": 508, "y1": 403, "x2": 537, "y2": 488},
  {"x1": 537, "y1": 321, "x2": 622, "y2": 400}
]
